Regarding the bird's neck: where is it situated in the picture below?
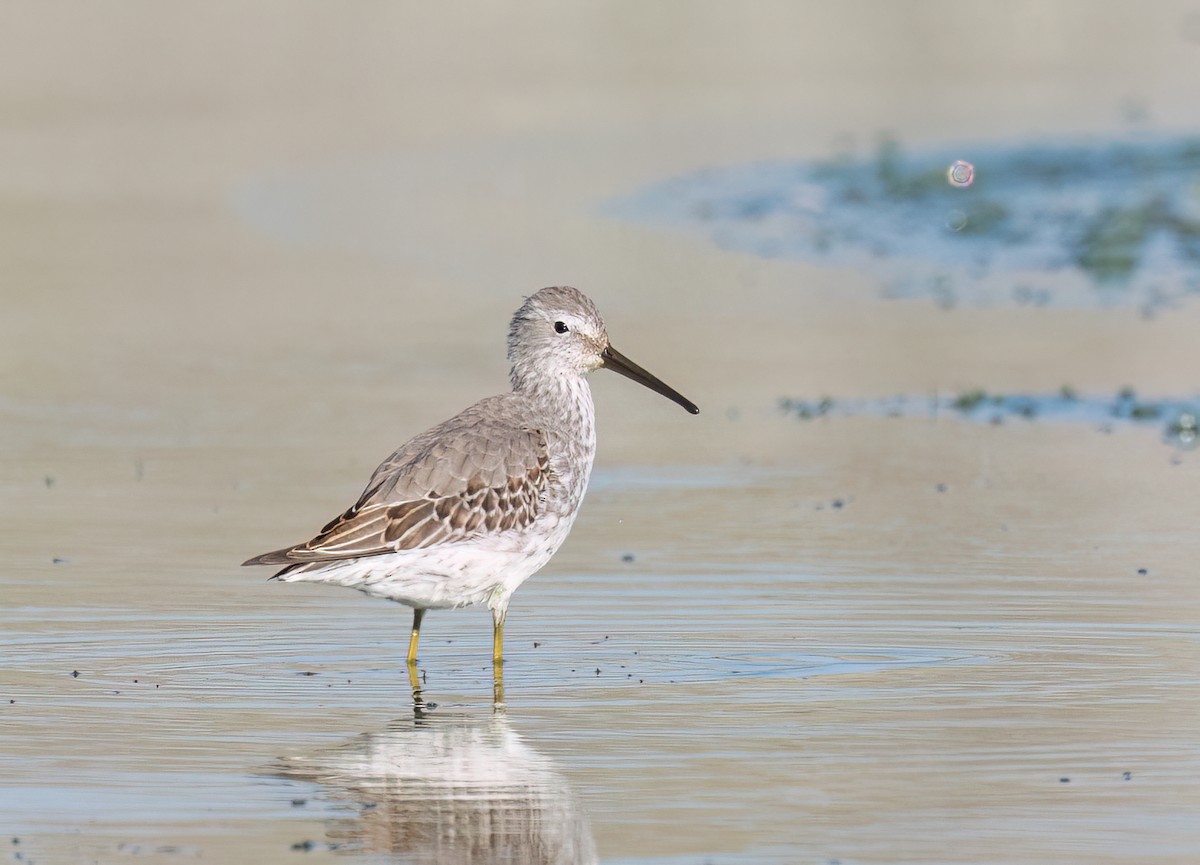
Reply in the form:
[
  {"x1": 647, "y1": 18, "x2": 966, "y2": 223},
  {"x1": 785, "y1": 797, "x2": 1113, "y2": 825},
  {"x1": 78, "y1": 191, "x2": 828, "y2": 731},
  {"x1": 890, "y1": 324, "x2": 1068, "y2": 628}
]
[{"x1": 514, "y1": 373, "x2": 596, "y2": 449}]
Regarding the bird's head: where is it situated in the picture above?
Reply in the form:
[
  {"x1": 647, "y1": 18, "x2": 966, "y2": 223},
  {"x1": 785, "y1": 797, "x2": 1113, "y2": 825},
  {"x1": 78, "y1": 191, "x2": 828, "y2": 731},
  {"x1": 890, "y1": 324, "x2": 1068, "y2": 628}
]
[{"x1": 507, "y1": 286, "x2": 698, "y2": 414}]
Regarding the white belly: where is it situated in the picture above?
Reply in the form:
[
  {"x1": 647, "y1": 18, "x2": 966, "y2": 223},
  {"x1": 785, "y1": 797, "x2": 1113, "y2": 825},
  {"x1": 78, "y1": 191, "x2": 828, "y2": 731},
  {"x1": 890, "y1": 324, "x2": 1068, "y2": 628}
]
[{"x1": 277, "y1": 511, "x2": 576, "y2": 617}]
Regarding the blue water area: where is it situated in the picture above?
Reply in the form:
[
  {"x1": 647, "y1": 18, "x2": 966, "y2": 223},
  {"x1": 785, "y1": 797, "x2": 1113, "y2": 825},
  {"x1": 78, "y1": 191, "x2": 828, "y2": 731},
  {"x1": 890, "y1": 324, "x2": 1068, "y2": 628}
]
[
  {"x1": 609, "y1": 136, "x2": 1200, "y2": 312},
  {"x1": 779, "y1": 389, "x2": 1200, "y2": 448}
]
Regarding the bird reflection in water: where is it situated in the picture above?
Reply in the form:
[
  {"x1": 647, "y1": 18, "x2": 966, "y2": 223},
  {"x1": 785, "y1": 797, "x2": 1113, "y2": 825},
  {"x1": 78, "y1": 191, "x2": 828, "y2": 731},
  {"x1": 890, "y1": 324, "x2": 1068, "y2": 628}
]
[{"x1": 272, "y1": 690, "x2": 597, "y2": 865}]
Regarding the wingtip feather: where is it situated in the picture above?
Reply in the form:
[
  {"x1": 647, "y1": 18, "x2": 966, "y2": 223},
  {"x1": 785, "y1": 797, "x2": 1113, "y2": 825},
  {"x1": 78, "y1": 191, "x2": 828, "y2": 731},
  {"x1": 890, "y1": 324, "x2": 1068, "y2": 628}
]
[{"x1": 242, "y1": 548, "x2": 296, "y2": 567}]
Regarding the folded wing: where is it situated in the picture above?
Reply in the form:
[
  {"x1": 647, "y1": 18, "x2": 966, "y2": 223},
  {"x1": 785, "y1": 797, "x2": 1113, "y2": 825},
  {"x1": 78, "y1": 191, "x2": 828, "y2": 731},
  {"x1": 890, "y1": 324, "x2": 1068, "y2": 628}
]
[{"x1": 244, "y1": 399, "x2": 551, "y2": 572}]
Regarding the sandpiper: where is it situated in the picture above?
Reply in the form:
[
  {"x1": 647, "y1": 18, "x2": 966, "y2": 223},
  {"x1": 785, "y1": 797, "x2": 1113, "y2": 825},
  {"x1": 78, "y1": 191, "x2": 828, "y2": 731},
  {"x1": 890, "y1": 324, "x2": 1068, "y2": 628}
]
[{"x1": 244, "y1": 286, "x2": 698, "y2": 689}]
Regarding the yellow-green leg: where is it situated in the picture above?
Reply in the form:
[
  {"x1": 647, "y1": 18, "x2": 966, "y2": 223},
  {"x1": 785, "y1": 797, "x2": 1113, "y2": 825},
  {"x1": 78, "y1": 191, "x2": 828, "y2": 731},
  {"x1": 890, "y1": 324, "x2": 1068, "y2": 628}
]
[
  {"x1": 406, "y1": 657, "x2": 421, "y2": 692},
  {"x1": 492, "y1": 617, "x2": 504, "y2": 666},
  {"x1": 407, "y1": 608, "x2": 424, "y2": 666},
  {"x1": 406, "y1": 641, "x2": 432, "y2": 715},
  {"x1": 492, "y1": 611, "x2": 505, "y2": 707},
  {"x1": 407, "y1": 608, "x2": 431, "y2": 714}
]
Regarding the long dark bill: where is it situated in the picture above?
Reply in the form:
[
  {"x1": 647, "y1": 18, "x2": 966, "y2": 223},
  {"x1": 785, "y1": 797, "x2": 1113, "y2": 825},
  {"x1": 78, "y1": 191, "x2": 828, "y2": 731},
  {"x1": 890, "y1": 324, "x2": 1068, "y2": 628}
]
[{"x1": 601, "y1": 344, "x2": 700, "y2": 415}]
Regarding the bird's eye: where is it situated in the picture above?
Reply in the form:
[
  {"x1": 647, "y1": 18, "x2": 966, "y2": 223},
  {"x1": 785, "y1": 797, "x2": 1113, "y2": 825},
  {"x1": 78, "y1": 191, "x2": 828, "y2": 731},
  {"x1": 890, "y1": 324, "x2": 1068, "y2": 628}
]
[{"x1": 554, "y1": 321, "x2": 569, "y2": 334}]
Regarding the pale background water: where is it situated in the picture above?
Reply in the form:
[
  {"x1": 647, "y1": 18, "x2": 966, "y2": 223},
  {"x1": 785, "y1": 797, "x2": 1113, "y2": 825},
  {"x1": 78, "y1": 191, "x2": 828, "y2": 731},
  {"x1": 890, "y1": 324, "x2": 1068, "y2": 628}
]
[{"x1": 2, "y1": 3, "x2": 1199, "y2": 863}]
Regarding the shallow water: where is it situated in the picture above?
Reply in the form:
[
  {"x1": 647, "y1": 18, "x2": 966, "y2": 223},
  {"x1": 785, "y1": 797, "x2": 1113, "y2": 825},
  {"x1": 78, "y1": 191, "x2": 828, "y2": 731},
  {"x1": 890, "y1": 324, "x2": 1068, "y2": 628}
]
[
  {"x1": 4, "y1": 3, "x2": 1200, "y2": 863},
  {"x1": 607, "y1": 137, "x2": 1200, "y2": 314},
  {"x1": 779, "y1": 389, "x2": 1200, "y2": 448},
  {"x1": 5, "y1": 444, "x2": 1199, "y2": 863}
]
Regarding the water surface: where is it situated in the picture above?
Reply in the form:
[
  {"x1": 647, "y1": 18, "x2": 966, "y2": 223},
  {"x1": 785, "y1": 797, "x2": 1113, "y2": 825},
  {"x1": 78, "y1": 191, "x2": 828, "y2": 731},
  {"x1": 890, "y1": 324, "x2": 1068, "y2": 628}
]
[{"x1": 3, "y1": 3, "x2": 1200, "y2": 863}]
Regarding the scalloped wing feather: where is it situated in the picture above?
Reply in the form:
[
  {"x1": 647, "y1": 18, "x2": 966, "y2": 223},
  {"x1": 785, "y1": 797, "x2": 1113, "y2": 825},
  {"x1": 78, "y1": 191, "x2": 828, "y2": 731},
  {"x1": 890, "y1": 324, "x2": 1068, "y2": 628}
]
[{"x1": 242, "y1": 396, "x2": 551, "y2": 570}]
